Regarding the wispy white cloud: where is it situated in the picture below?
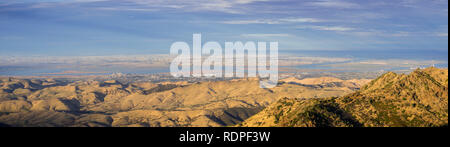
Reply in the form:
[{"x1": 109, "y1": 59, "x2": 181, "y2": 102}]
[
  {"x1": 7, "y1": 0, "x2": 272, "y2": 14},
  {"x1": 96, "y1": 7, "x2": 158, "y2": 12},
  {"x1": 279, "y1": 18, "x2": 323, "y2": 23},
  {"x1": 221, "y1": 19, "x2": 281, "y2": 25},
  {"x1": 105, "y1": 0, "x2": 271, "y2": 14},
  {"x1": 313, "y1": 26, "x2": 355, "y2": 31},
  {"x1": 436, "y1": 33, "x2": 448, "y2": 37},
  {"x1": 221, "y1": 17, "x2": 323, "y2": 24},
  {"x1": 241, "y1": 33, "x2": 292, "y2": 37},
  {"x1": 305, "y1": 0, "x2": 361, "y2": 9},
  {"x1": 345, "y1": 30, "x2": 416, "y2": 37},
  {"x1": 434, "y1": 25, "x2": 448, "y2": 37},
  {"x1": 297, "y1": 25, "x2": 355, "y2": 32},
  {"x1": 295, "y1": 25, "x2": 420, "y2": 37},
  {"x1": 397, "y1": 0, "x2": 447, "y2": 8}
]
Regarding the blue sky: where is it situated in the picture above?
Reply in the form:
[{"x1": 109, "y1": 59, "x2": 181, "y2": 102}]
[{"x1": 0, "y1": 0, "x2": 448, "y2": 56}]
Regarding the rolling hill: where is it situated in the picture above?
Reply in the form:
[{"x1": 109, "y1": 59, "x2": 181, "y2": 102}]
[
  {"x1": 240, "y1": 67, "x2": 448, "y2": 127},
  {"x1": 0, "y1": 77, "x2": 360, "y2": 127}
]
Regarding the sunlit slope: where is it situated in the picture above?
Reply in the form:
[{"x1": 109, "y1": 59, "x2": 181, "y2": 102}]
[{"x1": 240, "y1": 67, "x2": 448, "y2": 127}]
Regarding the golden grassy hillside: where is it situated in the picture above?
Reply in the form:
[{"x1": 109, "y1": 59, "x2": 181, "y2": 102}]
[
  {"x1": 0, "y1": 76, "x2": 359, "y2": 127},
  {"x1": 240, "y1": 67, "x2": 448, "y2": 127}
]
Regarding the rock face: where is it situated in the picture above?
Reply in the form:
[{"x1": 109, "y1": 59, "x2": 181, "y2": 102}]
[
  {"x1": 240, "y1": 67, "x2": 448, "y2": 127},
  {"x1": 0, "y1": 76, "x2": 358, "y2": 127}
]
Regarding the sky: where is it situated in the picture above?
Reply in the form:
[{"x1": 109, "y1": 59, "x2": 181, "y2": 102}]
[{"x1": 0, "y1": 0, "x2": 448, "y2": 56}]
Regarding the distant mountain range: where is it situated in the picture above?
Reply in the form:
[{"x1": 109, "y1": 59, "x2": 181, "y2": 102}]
[{"x1": 240, "y1": 67, "x2": 448, "y2": 127}]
